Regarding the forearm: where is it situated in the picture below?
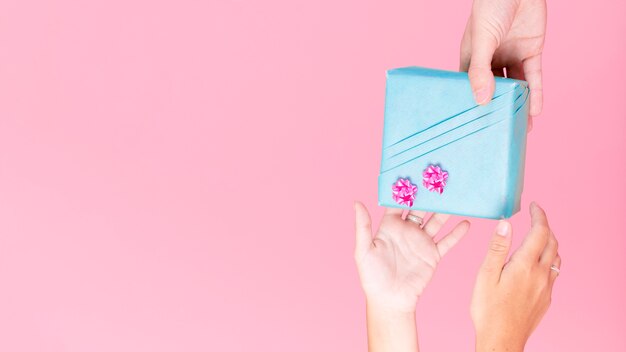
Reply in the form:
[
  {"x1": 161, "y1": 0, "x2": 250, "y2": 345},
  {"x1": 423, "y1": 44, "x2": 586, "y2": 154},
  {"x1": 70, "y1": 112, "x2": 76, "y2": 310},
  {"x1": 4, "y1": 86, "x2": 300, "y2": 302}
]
[{"x1": 366, "y1": 300, "x2": 419, "y2": 352}]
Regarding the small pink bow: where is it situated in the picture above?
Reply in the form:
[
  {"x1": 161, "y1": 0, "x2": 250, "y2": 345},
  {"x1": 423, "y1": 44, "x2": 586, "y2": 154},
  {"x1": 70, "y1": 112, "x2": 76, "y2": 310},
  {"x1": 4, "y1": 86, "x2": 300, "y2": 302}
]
[
  {"x1": 392, "y1": 178, "x2": 418, "y2": 206},
  {"x1": 422, "y1": 165, "x2": 449, "y2": 194}
]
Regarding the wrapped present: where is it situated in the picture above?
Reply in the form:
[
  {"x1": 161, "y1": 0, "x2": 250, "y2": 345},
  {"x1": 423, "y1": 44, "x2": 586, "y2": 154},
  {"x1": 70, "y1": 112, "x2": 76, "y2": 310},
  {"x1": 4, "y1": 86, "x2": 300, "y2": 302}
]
[{"x1": 378, "y1": 67, "x2": 529, "y2": 219}]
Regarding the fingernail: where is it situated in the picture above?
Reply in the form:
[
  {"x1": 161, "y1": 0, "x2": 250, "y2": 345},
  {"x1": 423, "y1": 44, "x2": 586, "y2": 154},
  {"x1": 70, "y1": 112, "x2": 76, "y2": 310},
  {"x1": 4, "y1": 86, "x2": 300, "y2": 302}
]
[
  {"x1": 473, "y1": 87, "x2": 490, "y2": 105},
  {"x1": 496, "y1": 221, "x2": 509, "y2": 236}
]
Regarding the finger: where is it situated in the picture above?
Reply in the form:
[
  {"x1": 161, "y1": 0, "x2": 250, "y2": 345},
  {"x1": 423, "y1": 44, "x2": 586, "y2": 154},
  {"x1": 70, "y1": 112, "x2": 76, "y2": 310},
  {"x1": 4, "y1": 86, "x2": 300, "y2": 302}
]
[
  {"x1": 406, "y1": 209, "x2": 427, "y2": 222},
  {"x1": 516, "y1": 202, "x2": 551, "y2": 260},
  {"x1": 550, "y1": 254, "x2": 562, "y2": 285},
  {"x1": 468, "y1": 22, "x2": 498, "y2": 105},
  {"x1": 477, "y1": 220, "x2": 512, "y2": 285},
  {"x1": 423, "y1": 213, "x2": 451, "y2": 237},
  {"x1": 523, "y1": 54, "x2": 544, "y2": 116},
  {"x1": 492, "y1": 67, "x2": 505, "y2": 77},
  {"x1": 506, "y1": 62, "x2": 532, "y2": 133},
  {"x1": 436, "y1": 220, "x2": 470, "y2": 257},
  {"x1": 354, "y1": 202, "x2": 373, "y2": 260},
  {"x1": 408, "y1": 209, "x2": 426, "y2": 217},
  {"x1": 540, "y1": 230, "x2": 559, "y2": 265},
  {"x1": 459, "y1": 18, "x2": 472, "y2": 72},
  {"x1": 384, "y1": 207, "x2": 403, "y2": 217},
  {"x1": 405, "y1": 209, "x2": 427, "y2": 228}
]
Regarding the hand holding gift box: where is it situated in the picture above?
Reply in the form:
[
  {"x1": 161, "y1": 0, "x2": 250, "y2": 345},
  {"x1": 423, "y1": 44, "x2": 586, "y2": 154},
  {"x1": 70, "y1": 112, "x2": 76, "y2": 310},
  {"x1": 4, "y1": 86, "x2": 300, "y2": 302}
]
[{"x1": 378, "y1": 67, "x2": 529, "y2": 219}]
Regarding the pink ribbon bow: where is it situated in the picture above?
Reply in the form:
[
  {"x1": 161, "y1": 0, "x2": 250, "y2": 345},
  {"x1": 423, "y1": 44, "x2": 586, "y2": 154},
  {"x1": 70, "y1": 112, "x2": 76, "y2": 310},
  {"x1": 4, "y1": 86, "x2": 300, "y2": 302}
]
[
  {"x1": 392, "y1": 178, "x2": 418, "y2": 206},
  {"x1": 422, "y1": 165, "x2": 449, "y2": 194}
]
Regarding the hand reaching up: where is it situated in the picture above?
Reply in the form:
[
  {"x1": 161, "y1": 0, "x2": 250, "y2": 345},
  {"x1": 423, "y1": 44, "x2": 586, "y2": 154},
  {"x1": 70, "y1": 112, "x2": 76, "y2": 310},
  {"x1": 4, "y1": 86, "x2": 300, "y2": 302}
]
[
  {"x1": 354, "y1": 203, "x2": 470, "y2": 313},
  {"x1": 471, "y1": 202, "x2": 561, "y2": 352},
  {"x1": 354, "y1": 203, "x2": 470, "y2": 352}
]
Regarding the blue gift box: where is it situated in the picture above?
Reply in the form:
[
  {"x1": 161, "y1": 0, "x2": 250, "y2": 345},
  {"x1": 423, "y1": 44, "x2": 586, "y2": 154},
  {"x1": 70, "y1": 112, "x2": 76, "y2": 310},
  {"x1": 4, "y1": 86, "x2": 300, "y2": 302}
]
[{"x1": 378, "y1": 67, "x2": 529, "y2": 219}]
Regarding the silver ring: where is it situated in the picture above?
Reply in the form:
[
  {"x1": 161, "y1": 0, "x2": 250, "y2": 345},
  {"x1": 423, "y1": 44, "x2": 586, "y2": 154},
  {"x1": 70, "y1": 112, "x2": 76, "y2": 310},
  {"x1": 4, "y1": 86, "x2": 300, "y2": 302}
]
[
  {"x1": 550, "y1": 265, "x2": 560, "y2": 275},
  {"x1": 406, "y1": 214, "x2": 423, "y2": 225}
]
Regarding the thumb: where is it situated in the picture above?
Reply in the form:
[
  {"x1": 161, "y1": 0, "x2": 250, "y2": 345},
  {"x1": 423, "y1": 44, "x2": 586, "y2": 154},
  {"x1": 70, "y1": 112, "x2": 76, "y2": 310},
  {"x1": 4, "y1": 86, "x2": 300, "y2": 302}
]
[
  {"x1": 354, "y1": 201, "x2": 373, "y2": 261},
  {"x1": 478, "y1": 220, "x2": 512, "y2": 284},
  {"x1": 468, "y1": 24, "x2": 498, "y2": 105}
]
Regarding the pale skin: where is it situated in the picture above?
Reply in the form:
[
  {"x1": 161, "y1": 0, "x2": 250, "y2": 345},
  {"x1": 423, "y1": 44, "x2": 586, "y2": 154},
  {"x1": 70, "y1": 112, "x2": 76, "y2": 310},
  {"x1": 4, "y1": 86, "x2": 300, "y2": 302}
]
[
  {"x1": 472, "y1": 203, "x2": 561, "y2": 351},
  {"x1": 356, "y1": 0, "x2": 552, "y2": 349},
  {"x1": 354, "y1": 202, "x2": 560, "y2": 352},
  {"x1": 354, "y1": 204, "x2": 470, "y2": 352},
  {"x1": 460, "y1": 0, "x2": 547, "y2": 129}
]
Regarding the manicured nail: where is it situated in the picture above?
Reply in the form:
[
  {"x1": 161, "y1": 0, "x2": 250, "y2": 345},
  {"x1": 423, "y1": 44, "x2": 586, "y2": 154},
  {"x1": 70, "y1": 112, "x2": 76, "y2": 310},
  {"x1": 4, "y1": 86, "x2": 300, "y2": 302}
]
[
  {"x1": 473, "y1": 87, "x2": 490, "y2": 105},
  {"x1": 496, "y1": 221, "x2": 510, "y2": 236}
]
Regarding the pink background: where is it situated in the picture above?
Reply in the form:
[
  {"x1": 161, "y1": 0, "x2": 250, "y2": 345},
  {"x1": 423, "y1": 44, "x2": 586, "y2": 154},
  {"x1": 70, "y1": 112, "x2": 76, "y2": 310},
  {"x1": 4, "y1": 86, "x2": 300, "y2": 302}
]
[{"x1": 0, "y1": 0, "x2": 624, "y2": 350}]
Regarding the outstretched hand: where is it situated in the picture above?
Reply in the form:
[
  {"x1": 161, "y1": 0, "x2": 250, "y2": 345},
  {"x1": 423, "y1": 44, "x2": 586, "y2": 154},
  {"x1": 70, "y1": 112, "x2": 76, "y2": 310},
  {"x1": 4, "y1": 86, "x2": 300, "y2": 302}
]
[
  {"x1": 460, "y1": 0, "x2": 547, "y2": 126},
  {"x1": 471, "y1": 202, "x2": 561, "y2": 352},
  {"x1": 354, "y1": 202, "x2": 470, "y2": 313}
]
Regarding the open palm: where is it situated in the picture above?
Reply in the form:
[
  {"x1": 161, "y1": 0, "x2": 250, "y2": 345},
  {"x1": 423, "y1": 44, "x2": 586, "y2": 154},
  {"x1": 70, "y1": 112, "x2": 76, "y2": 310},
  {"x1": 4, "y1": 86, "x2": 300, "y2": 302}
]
[{"x1": 354, "y1": 203, "x2": 470, "y2": 312}]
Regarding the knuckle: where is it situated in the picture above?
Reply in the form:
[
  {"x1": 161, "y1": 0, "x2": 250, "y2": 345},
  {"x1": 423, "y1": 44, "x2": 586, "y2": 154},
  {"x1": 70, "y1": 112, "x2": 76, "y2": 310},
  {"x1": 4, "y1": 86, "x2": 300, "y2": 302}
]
[
  {"x1": 481, "y1": 264, "x2": 500, "y2": 275},
  {"x1": 534, "y1": 224, "x2": 550, "y2": 234},
  {"x1": 510, "y1": 257, "x2": 533, "y2": 275},
  {"x1": 476, "y1": 17, "x2": 504, "y2": 46},
  {"x1": 489, "y1": 239, "x2": 509, "y2": 254},
  {"x1": 554, "y1": 256, "x2": 562, "y2": 267},
  {"x1": 552, "y1": 237, "x2": 559, "y2": 250},
  {"x1": 468, "y1": 65, "x2": 492, "y2": 76}
]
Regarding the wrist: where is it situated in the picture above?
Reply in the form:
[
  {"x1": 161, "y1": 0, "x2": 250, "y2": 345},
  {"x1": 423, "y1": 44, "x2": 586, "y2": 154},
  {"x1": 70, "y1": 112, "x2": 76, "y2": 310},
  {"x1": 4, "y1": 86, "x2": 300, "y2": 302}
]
[
  {"x1": 476, "y1": 332, "x2": 526, "y2": 352},
  {"x1": 366, "y1": 299, "x2": 419, "y2": 352},
  {"x1": 365, "y1": 296, "x2": 417, "y2": 316},
  {"x1": 367, "y1": 298, "x2": 416, "y2": 318}
]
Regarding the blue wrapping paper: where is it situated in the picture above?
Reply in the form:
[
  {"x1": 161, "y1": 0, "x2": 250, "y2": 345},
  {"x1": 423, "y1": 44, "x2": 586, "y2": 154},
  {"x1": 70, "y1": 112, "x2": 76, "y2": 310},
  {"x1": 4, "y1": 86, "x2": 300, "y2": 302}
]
[{"x1": 378, "y1": 67, "x2": 529, "y2": 219}]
